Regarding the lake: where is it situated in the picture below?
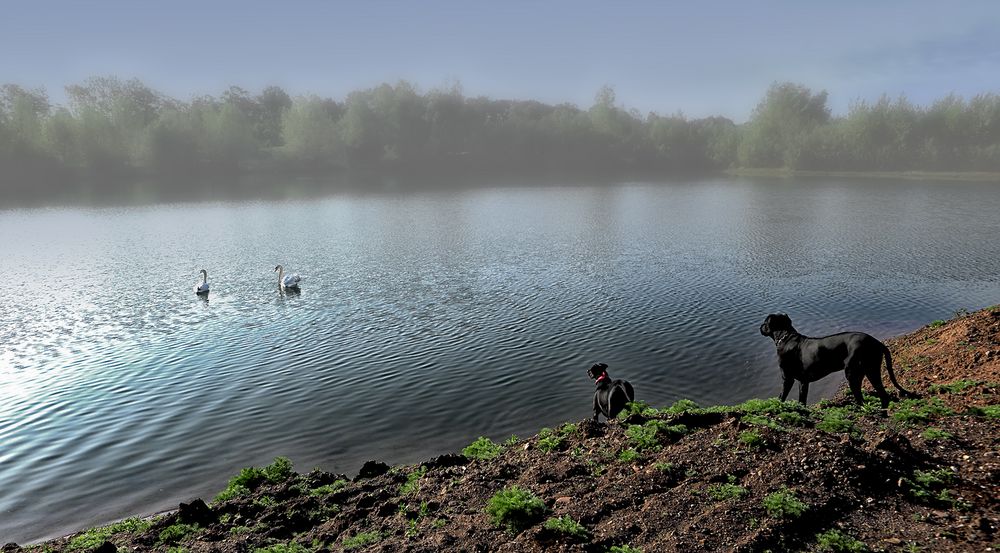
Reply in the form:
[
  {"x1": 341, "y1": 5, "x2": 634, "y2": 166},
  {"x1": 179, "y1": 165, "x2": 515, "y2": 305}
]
[{"x1": 2, "y1": 176, "x2": 999, "y2": 544}]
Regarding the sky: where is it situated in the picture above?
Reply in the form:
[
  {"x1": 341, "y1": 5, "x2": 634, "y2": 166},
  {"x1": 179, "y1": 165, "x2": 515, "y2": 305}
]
[{"x1": 3, "y1": 1, "x2": 1000, "y2": 122}]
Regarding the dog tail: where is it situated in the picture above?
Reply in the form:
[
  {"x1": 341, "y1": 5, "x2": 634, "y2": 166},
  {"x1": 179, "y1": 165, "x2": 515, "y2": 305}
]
[{"x1": 883, "y1": 344, "x2": 917, "y2": 398}]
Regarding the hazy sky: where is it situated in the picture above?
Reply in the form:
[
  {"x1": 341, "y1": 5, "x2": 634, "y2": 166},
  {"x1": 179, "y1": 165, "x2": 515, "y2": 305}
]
[{"x1": 3, "y1": 1, "x2": 1000, "y2": 121}]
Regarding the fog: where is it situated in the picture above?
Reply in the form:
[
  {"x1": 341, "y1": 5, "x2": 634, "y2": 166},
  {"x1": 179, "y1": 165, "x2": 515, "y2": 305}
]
[{"x1": 2, "y1": 1, "x2": 1000, "y2": 198}]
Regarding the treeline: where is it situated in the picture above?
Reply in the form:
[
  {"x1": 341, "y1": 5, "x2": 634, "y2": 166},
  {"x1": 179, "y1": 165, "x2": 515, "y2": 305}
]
[{"x1": 2, "y1": 77, "x2": 1000, "y2": 193}]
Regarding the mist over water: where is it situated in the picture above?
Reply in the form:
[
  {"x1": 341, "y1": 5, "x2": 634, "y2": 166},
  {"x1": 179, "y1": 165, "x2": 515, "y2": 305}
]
[{"x1": 2, "y1": 176, "x2": 999, "y2": 543}]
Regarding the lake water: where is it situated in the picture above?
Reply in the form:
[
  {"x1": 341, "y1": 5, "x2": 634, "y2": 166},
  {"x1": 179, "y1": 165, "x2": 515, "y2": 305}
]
[{"x1": 2, "y1": 176, "x2": 999, "y2": 543}]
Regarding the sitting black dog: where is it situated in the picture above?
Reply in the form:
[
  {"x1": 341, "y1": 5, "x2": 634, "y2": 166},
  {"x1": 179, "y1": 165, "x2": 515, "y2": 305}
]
[
  {"x1": 760, "y1": 313, "x2": 915, "y2": 407},
  {"x1": 588, "y1": 363, "x2": 635, "y2": 422}
]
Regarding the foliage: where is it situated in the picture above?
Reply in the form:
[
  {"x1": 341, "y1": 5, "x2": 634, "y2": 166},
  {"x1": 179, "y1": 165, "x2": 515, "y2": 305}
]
[
  {"x1": 617, "y1": 400, "x2": 659, "y2": 419},
  {"x1": 6, "y1": 78, "x2": 1000, "y2": 197},
  {"x1": 920, "y1": 427, "x2": 953, "y2": 441},
  {"x1": 966, "y1": 404, "x2": 1000, "y2": 418},
  {"x1": 738, "y1": 429, "x2": 765, "y2": 449},
  {"x1": 816, "y1": 407, "x2": 855, "y2": 434},
  {"x1": 342, "y1": 531, "x2": 381, "y2": 550},
  {"x1": 663, "y1": 399, "x2": 699, "y2": 414},
  {"x1": 214, "y1": 457, "x2": 294, "y2": 502},
  {"x1": 309, "y1": 479, "x2": 348, "y2": 496},
  {"x1": 608, "y1": 546, "x2": 644, "y2": 553},
  {"x1": 253, "y1": 543, "x2": 312, "y2": 553},
  {"x1": 762, "y1": 488, "x2": 808, "y2": 519},
  {"x1": 66, "y1": 517, "x2": 152, "y2": 550},
  {"x1": 707, "y1": 479, "x2": 749, "y2": 501},
  {"x1": 618, "y1": 448, "x2": 639, "y2": 462},
  {"x1": 400, "y1": 466, "x2": 427, "y2": 496},
  {"x1": 486, "y1": 486, "x2": 549, "y2": 533},
  {"x1": 891, "y1": 398, "x2": 954, "y2": 424},
  {"x1": 543, "y1": 515, "x2": 590, "y2": 540},
  {"x1": 463, "y1": 436, "x2": 502, "y2": 460},
  {"x1": 928, "y1": 379, "x2": 979, "y2": 394},
  {"x1": 904, "y1": 468, "x2": 965, "y2": 508},
  {"x1": 158, "y1": 523, "x2": 200, "y2": 545},
  {"x1": 816, "y1": 529, "x2": 870, "y2": 552}
]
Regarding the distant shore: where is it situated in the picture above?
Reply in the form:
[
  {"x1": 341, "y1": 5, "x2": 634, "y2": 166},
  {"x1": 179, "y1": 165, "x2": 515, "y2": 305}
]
[{"x1": 726, "y1": 168, "x2": 1000, "y2": 182}]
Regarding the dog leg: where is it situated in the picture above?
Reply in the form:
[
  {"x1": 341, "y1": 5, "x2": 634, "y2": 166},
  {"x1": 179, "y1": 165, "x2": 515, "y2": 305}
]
[
  {"x1": 593, "y1": 395, "x2": 601, "y2": 422},
  {"x1": 779, "y1": 377, "x2": 794, "y2": 401},
  {"x1": 797, "y1": 380, "x2": 810, "y2": 405},
  {"x1": 868, "y1": 371, "x2": 892, "y2": 409},
  {"x1": 847, "y1": 374, "x2": 865, "y2": 405}
]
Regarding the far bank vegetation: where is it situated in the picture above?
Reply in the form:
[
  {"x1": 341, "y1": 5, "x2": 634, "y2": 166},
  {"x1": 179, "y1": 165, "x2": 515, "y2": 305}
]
[{"x1": 3, "y1": 78, "x2": 1000, "y2": 193}]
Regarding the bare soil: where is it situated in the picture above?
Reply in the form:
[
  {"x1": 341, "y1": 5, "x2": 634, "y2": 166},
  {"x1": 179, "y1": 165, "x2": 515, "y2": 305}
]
[{"x1": 9, "y1": 306, "x2": 999, "y2": 553}]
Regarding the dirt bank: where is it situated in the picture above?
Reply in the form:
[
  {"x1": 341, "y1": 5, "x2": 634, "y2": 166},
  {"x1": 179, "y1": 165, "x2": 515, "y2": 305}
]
[{"x1": 9, "y1": 307, "x2": 999, "y2": 552}]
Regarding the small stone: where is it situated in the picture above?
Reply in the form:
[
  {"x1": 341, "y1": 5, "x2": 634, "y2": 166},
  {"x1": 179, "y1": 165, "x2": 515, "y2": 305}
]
[{"x1": 555, "y1": 496, "x2": 571, "y2": 504}]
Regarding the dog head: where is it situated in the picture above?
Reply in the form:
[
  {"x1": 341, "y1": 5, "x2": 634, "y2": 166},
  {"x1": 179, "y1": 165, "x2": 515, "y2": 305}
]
[
  {"x1": 759, "y1": 313, "x2": 793, "y2": 337},
  {"x1": 587, "y1": 362, "x2": 609, "y2": 381}
]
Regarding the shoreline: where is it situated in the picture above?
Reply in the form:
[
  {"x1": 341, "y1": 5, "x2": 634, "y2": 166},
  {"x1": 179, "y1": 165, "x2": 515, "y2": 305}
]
[
  {"x1": 724, "y1": 168, "x2": 1000, "y2": 182},
  {"x1": 10, "y1": 306, "x2": 1000, "y2": 552}
]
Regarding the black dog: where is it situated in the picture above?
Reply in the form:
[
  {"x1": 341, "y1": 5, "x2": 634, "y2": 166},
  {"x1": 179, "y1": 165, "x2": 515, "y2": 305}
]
[
  {"x1": 588, "y1": 363, "x2": 635, "y2": 422},
  {"x1": 760, "y1": 314, "x2": 915, "y2": 408}
]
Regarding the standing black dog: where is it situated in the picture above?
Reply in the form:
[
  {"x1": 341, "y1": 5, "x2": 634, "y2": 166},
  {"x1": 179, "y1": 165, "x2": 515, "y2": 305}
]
[
  {"x1": 760, "y1": 313, "x2": 915, "y2": 407},
  {"x1": 588, "y1": 363, "x2": 635, "y2": 422}
]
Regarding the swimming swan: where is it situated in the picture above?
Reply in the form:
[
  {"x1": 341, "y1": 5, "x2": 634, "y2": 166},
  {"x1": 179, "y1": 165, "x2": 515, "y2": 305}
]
[
  {"x1": 194, "y1": 269, "x2": 210, "y2": 295},
  {"x1": 274, "y1": 265, "x2": 301, "y2": 289}
]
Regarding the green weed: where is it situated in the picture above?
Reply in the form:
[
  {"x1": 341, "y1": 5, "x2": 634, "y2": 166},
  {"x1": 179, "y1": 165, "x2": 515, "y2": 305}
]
[
  {"x1": 342, "y1": 531, "x2": 381, "y2": 550},
  {"x1": 66, "y1": 517, "x2": 153, "y2": 551},
  {"x1": 214, "y1": 457, "x2": 294, "y2": 503},
  {"x1": 253, "y1": 543, "x2": 311, "y2": 553},
  {"x1": 816, "y1": 407, "x2": 854, "y2": 434},
  {"x1": 537, "y1": 428, "x2": 564, "y2": 453},
  {"x1": 928, "y1": 379, "x2": 980, "y2": 394},
  {"x1": 543, "y1": 515, "x2": 589, "y2": 541},
  {"x1": 966, "y1": 404, "x2": 1000, "y2": 418},
  {"x1": 707, "y1": 479, "x2": 748, "y2": 501},
  {"x1": 920, "y1": 427, "x2": 953, "y2": 441},
  {"x1": 762, "y1": 488, "x2": 808, "y2": 519},
  {"x1": 400, "y1": 466, "x2": 427, "y2": 496},
  {"x1": 486, "y1": 486, "x2": 548, "y2": 533},
  {"x1": 904, "y1": 468, "x2": 965, "y2": 508},
  {"x1": 309, "y1": 479, "x2": 348, "y2": 497},
  {"x1": 664, "y1": 399, "x2": 700, "y2": 414},
  {"x1": 157, "y1": 523, "x2": 200, "y2": 545},
  {"x1": 738, "y1": 429, "x2": 765, "y2": 449},
  {"x1": 618, "y1": 448, "x2": 639, "y2": 462},
  {"x1": 892, "y1": 398, "x2": 954, "y2": 424},
  {"x1": 463, "y1": 436, "x2": 502, "y2": 460},
  {"x1": 608, "y1": 546, "x2": 643, "y2": 553},
  {"x1": 815, "y1": 529, "x2": 869, "y2": 552},
  {"x1": 929, "y1": 320, "x2": 946, "y2": 328}
]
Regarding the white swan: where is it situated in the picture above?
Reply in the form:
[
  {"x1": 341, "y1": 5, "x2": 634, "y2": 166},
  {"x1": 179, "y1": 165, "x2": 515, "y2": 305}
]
[
  {"x1": 274, "y1": 265, "x2": 301, "y2": 289},
  {"x1": 194, "y1": 269, "x2": 210, "y2": 295}
]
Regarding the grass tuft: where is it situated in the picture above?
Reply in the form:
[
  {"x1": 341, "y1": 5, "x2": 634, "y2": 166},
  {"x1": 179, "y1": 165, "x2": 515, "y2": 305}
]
[
  {"x1": 762, "y1": 488, "x2": 808, "y2": 519},
  {"x1": 342, "y1": 531, "x2": 381, "y2": 550},
  {"x1": 543, "y1": 515, "x2": 589, "y2": 541},
  {"x1": 816, "y1": 529, "x2": 869, "y2": 552},
  {"x1": 463, "y1": 436, "x2": 502, "y2": 460},
  {"x1": 486, "y1": 486, "x2": 548, "y2": 533},
  {"x1": 214, "y1": 457, "x2": 294, "y2": 503}
]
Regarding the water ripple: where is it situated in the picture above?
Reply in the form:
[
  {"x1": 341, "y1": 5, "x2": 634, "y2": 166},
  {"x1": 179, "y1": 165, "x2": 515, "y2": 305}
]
[{"x1": 1, "y1": 180, "x2": 999, "y2": 543}]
